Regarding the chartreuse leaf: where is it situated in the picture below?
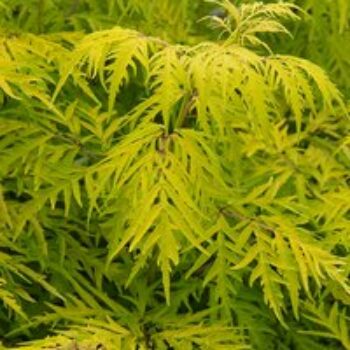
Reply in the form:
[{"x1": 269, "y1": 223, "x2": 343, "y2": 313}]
[
  {"x1": 300, "y1": 302, "x2": 350, "y2": 350},
  {"x1": 0, "y1": 278, "x2": 27, "y2": 319},
  {"x1": 157, "y1": 215, "x2": 179, "y2": 305}
]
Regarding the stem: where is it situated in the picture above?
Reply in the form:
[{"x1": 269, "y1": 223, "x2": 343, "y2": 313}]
[
  {"x1": 219, "y1": 207, "x2": 275, "y2": 233},
  {"x1": 37, "y1": 0, "x2": 45, "y2": 34},
  {"x1": 176, "y1": 92, "x2": 196, "y2": 128},
  {"x1": 67, "y1": 0, "x2": 80, "y2": 17}
]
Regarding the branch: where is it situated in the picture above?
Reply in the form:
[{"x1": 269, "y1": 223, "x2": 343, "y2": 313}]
[{"x1": 219, "y1": 206, "x2": 275, "y2": 233}]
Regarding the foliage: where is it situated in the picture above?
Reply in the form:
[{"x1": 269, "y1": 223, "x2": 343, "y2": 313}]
[{"x1": 0, "y1": 0, "x2": 349, "y2": 349}]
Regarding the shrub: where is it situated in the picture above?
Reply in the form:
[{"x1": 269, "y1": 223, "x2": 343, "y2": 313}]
[{"x1": 0, "y1": 1, "x2": 349, "y2": 349}]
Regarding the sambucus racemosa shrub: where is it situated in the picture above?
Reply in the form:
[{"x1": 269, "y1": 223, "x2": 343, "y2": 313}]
[{"x1": 0, "y1": 0, "x2": 349, "y2": 349}]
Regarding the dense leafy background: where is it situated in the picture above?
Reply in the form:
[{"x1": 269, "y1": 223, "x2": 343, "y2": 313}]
[{"x1": 0, "y1": 0, "x2": 349, "y2": 349}]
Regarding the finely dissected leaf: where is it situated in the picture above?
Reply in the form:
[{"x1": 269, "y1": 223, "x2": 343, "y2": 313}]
[
  {"x1": 301, "y1": 302, "x2": 350, "y2": 350},
  {"x1": 150, "y1": 46, "x2": 189, "y2": 129},
  {"x1": 0, "y1": 278, "x2": 27, "y2": 319},
  {"x1": 206, "y1": 0, "x2": 300, "y2": 50}
]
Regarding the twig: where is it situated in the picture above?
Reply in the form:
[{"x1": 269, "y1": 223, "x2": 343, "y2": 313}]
[{"x1": 219, "y1": 206, "x2": 275, "y2": 233}]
